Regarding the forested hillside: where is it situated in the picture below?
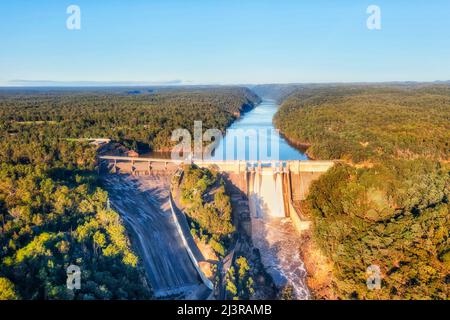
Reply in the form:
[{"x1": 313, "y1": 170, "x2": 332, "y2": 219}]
[
  {"x1": 0, "y1": 143, "x2": 151, "y2": 299},
  {"x1": 275, "y1": 85, "x2": 450, "y2": 299},
  {"x1": 178, "y1": 164, "x2": 235, "y2": 257},
  {"x1": 0, "y1": 86, "x2": 260, "y2": 156},
  {"x1": 274, "y1": 85, "x2": 450, "y2": 162},
  {"x1": 0, "y1": 86, "x2": 258, "y2": 300},
  {"x1": 176, "y1": 165, "x2": 263, "y2": 300}
]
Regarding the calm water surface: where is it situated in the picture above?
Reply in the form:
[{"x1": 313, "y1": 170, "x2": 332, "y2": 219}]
[
  {"x1": 144, "y1": 99, "x2": 307, "y2": 161},
  {"x1": 210, "y1": 99, "x2": 308, "y2": 161}
]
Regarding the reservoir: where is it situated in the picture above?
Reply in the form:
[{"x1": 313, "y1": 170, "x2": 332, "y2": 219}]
[
  {"x1": 210, "y1": 99, "x2": 308, "y2": 161},
  {"x1": 144, "y1": 99, "x2": 308, "y2": 161}
]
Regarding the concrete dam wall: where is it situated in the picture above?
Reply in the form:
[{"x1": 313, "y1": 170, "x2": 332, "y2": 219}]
[
  {"x1": 100, "y1": 157, "x2": 335, "y2": 299},
  {"x1": 242, "y1": 162, "x2": 334, "y2": 299}
]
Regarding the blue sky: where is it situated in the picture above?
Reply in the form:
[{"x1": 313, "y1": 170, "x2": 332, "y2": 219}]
[{"x1": 0, "y1": 0, "x2": 449, "y2": 85}]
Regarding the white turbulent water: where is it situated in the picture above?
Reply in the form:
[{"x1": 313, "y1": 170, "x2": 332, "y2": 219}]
[
  {"x1": 251, "y1": 218, "x2": 310, "y2": 299},
  {"x1": 248, "y1": 169, "x2": 310, "y2": 299},
  {"x1": 249, "y1": 170, "x2": 285, "y2": 218}
]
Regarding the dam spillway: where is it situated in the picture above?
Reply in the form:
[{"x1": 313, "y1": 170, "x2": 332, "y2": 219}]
[
  {"x1": 247, "y1": 166, "x2": 310, "y2": 299},
  {"x1": 100, "y1": 158, "x2": 334, "y2": 299},
  {"x1": 248, "y1": 167, "x2": 286, "y2": 219},
  {"x1": 98, "y1": 98, "x2": 335, "y2": 300}
]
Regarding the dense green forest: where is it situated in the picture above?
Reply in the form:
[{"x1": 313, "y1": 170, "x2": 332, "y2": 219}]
[
  {"x1": 178, "y1": 164, "x2": 235, "y2": 257},
  {"x1": 177, "y1": 165, "x2": 259, "y2": 300},
  {"x1": 274, "y1": 85, "x2": 450, "y2": 162},
  {"x1": 0, "y1": 146, "x2": 151, "y2": 299},
  {"x1": 0, "y1": 86, "x2": 258, "y2": 300},
  {"x1": 309, "y1": 160, "x2": 449, "y2": 299},
  {"x1": 275, "y1": 85, "x2": 449, "y2": 299},
  {"x1": 0, "y1": 87, "x2": 260, "y2": 156}
]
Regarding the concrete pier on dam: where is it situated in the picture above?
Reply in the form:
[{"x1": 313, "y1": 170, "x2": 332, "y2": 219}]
[{"x1": 99, "y1": 155, "x2": 335, "y2": 299}]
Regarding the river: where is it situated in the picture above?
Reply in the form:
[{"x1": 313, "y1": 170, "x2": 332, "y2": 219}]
[
  {"x1": 210, "y1": 99, "x2": 308, "y2": 161},
  {"x1": 143, "y1": 99, "x2": 308, "y2": 161},
  {"x1": 144, "y1": 98, "x2": 311, "y2": 299},
  {"x1": 217, "y1": 99, "x2": 310, "y2": 299}
]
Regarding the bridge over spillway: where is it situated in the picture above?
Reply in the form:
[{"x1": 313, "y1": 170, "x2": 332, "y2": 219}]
[{"x1": 99, "y1": 155, "x2": 335, "y2": 218}]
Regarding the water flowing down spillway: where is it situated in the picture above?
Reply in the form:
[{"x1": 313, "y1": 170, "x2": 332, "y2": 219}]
[
  {"x1": 248, "y1": 168, "x2": 310, "y2": 299},
  {"x1": 251, "y1": 215, "x2": 310, "y2": 299},
  {"x1": 248, "y1": 169, "x2": 285, "y2": 219}
]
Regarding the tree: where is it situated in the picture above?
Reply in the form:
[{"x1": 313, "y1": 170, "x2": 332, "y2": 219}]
[
  {"x1": 236, "y1": 256, "x2": 250, "y2": 282},
  {"x1": 0, "y1": 277, "x2": 19, "y2": 300},
  {"x1": 225, "y1": 266, "x2": 238, "y2": 298}
]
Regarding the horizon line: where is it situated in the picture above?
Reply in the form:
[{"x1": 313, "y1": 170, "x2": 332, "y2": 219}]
[{"x1": 1, "y1": 79, "x2": 450, "y2": 88}]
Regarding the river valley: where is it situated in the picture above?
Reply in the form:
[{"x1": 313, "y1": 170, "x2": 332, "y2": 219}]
[{"x1": 103, "y1": 98, "x2": 314, "y2": 299}]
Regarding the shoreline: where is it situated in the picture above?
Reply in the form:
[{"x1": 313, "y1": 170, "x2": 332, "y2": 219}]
[
  {"x1": 270, "y1": 99, "x2": 316, "y2": 160},
  {"x1": 142, "y1": 98, "x2": 317, "y2": 162},
  {"x1": 143, "y1": 99, "x2": 260, "y2": 157},
  {"x1": 277, "y1": 130, "x2": 315, "y2": 160}
]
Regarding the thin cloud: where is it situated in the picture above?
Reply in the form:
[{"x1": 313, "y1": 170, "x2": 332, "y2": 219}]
[{"x1": 8, "y1": 79, "x2": 185, "y2": 87}]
